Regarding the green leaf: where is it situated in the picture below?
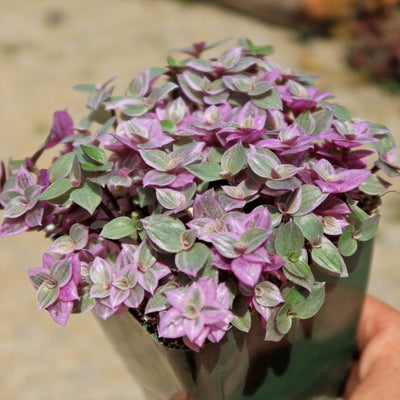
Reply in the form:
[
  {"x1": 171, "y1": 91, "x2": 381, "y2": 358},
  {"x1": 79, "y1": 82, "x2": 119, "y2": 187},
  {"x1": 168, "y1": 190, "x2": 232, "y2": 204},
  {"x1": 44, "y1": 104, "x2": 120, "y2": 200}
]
[
  {"x1": 185, "y1": 163, "x2": 223, "y2": 182},
  {"x1": 240, "y1": 227, "x2": 270, "y2": 254},
  {"x1": 73, "y1": 84, "x2": 97, "y2": 92},
  {"x1": 254, "y1": 281, "x2": 283, "y2": 307},
  {"x1": 312, "y1": 110, "x2": 334, "y2": 136},
  {"x1": 251, "y1": 89, "x2": 282, "y2": 110},
  {"x1": 49, "y1": 153, "x2": 75, "y2": 182},
  {"x1": 311, "y1": 236, "x2": 348, "y2": 277},
  {"x1": 333, "y1": 104, "x2": 352, "y2": 120},
  {"x1": 69, "y1": 155, "x2": 82, "y2": 186},
  {"x1": 156, "y1": 188, "x2": 186, "y2": 210},
  {"x1": 139, "y1": 149, "x2": 170, "y2": 171},
  {"x1": 70, "y1": 181, "x2": 102, "y2": 214},
  {"x1": 100, "y1": 217, "x2": 137, "y2": 240},
  {"x1": 137, "y1": 186, "x2": 156, "y2": 208},
  {"x1": 284, "y1": 282, "x2": 325, "y2": 319},
  {"x1": 51, "y1": 259, "x2": 72, "y2": 287},
  {"x1": 145, "y1": 282, "x2": 178, "y2": 314},
  {"x1": 231, "y1": 295, "x2": 251, "y2": 332},
  {"x1": 247, "y1": 147, "x2": 279, "y2": 178},
  {"x1": 295, "y1": 185, "x2": 328, "y2": 216},
  {"x1": 357, "y1": 214, "x2": 380, "y2": 242},
  {"x1": 221, "y1": 143, "x2": 247, "y2": 175},
  {"x1": 294, "y1": 213, "x2": 324, "y2": 243},
  {"x1": 339, "y1": 225, "x2": 358, "y2": 257},
  {"x1": 81, "y1": 161, "x2": 113, "y2": 172},
  {"x1": 160, "y1": 119, "x2": 176, "y2": 135},
  {"x1": 37, "y1": 282, "x2": 60, "y2": 310},
  {"x1": 275, "y1": 305, "x2": 293, "y2": 335},
  {"x1": 80, "y1": 145, "x2": 107, "y2": 165},
  {"x1": 295, "y1": 112, "x2": 316, "y2": 135},
  {"x1": 264, "y1": 307, "x2": 285, "y2": 341},
  {"x1": 275, "y1": 221, "x2": 304, "y2": 258},
  {"x1": 175, "y1": 243, "x2": 211, "y2": 276},
  {"x1": 38, "y1": 179, "x2": 74, "y2": 201},
  {"x1": 359, "y1": 174, "x2": 390, "y2": 195},
  {"x1": 142, "y1": 215, "x2": 186, "y2": 253},
  {"x1": 96, "y1": 116, "x2": 116, "y2": 136},
  {"x1": 73, "y1": 286, "x2": 96, "y2": 314}
]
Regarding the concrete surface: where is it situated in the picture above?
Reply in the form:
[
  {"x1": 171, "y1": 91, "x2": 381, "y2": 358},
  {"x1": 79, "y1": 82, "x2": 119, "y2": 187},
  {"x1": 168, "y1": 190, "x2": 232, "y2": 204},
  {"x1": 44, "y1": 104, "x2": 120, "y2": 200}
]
[{"x1": 0, "y1": 1, "x2": 399, "y2": 399}]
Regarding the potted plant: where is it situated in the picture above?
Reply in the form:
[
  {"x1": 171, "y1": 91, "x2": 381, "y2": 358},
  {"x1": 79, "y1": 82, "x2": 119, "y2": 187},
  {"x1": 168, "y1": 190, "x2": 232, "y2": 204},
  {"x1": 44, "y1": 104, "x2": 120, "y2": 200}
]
[{"x1": 0, "y1": 39, "x2": 397, "y2": 400}]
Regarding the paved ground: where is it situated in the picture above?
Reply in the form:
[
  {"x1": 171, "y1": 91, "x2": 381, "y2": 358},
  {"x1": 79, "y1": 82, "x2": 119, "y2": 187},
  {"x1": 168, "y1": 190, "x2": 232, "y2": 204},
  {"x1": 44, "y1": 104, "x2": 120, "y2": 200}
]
[{"x1": 0, "y1": 1, "x2": 399, "y2": 399}]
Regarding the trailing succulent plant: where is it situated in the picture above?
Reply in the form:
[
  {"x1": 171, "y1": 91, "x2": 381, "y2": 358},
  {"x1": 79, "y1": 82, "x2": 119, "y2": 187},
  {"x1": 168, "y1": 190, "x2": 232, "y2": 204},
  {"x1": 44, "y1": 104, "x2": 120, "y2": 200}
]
[{"x1": 0, "y1": 39, "x2": 398, "y2": 351}]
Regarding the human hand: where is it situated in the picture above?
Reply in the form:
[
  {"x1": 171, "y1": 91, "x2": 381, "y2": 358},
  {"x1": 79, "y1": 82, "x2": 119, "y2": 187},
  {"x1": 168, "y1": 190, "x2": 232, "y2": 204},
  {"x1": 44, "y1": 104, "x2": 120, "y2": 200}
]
[{"x1": 343, "y1": 295, "x2": 400, "y2": 399}]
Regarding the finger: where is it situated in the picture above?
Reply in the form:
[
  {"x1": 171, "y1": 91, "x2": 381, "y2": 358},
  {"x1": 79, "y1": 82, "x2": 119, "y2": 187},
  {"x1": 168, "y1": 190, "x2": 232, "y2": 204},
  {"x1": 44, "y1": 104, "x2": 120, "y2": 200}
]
[{"x1": 344, "y1": 295, "x2": 400, "y2": 399}]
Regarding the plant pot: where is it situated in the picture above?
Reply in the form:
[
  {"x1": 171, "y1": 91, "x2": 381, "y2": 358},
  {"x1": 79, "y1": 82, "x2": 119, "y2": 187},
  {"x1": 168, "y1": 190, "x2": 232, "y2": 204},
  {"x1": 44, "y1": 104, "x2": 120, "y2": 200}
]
[{"x1": 98, "y1": 240, "x2": 373, "y2": 400}]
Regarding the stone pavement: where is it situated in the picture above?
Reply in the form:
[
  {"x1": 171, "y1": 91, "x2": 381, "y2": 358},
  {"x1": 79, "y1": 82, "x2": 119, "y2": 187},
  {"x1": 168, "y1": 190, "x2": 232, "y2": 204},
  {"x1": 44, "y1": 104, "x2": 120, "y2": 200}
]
[{"x1": 0, "y1": 1, "x2": 399, "y2": 399}]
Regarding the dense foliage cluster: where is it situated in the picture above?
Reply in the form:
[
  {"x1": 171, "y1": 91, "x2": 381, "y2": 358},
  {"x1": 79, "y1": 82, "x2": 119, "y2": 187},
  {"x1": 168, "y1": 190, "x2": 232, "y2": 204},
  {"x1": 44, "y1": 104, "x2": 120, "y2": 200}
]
[{"x1": 0, "y1": 39, "x2": 397, "y2": 351}]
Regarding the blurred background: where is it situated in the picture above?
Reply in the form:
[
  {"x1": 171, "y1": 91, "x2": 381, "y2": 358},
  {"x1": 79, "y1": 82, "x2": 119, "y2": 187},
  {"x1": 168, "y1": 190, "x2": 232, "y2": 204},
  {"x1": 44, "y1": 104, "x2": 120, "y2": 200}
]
[{"x1": 0, "y1": 1, "x2": 399, "y2": 399}]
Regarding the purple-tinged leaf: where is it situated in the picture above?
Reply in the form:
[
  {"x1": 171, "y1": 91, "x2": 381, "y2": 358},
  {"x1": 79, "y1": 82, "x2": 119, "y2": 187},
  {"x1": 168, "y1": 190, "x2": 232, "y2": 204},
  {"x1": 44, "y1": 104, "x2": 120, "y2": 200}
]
[
  {"x1": 171, "y1": 141, "x2": 205, "y2": 167},
  {"x1": 51, "y1": 259, "x2": 72, "y2": 287},
  {"x1": 48, "y1": 235, "x2": 76, "y2": 254},
  {"x1": 46, "y1": 111, "x2": 74, "y2": 149},
  {"x1": 221, "y1": 142, "x2": 247, "y2": 175},
  {"x1": 0, "y1": 216, "x2": 29, "y2": 237},
  {"x1": 204, "y1": 92, "x2": 229, "y2": 105},
  {"x1": 180, "y1": 229, "x2": 197, "y2": 250},
  {"x1": 48, "y1": 300, "x2": 74, "y2": 326},
  {"x1": 15, "y1": 166, "x2": 35, "y2": 191},
  {"x1": 254, "y1": 281, "x2": 283, "y2": 307},
  {"x1": 193, "y1": 193, "x2": 225, "y2": 219},
  {"x1": 139, "y1": 149, "x2": 170, "y2": 171},
  {"x1": 247, "y1": 146, "x2": 279, "y2": 178},
  {"x1": 142, "y1": 170, "x2": 175, "y2": 187},
  {"x1": 125, "y1": 285, "x2": 145, "y2": 308},
  {"x1": 229, "y1": 56, "x2": 258, "y2": 72},
  {"x1": 3, "y1": 196, "x2": 27, "y2": 218},
  {"x1": 37, "y1": 282, "x2": 60, "y2": 310},
  {"x1": 165, "y1": 97, "x2": 187, "y2": 124},
  {"x1": 0, "y1": 190, "x2": 21, "y2": 208},
  {"x1": 186, "y1": 58, "x2": 214, "y2": 72},
  {"x1": 90, "y1": 257, "x2": 113, "y2": 285},
  {"x1": 240, "y1": 228, "x2": 270, "y2": 254},
  {"x1": 70, "y1": 223, "x2": 88, "y2": 250},
  {"x1": 218, "y1": 47, "x2": 242, "y2": 70},
  {"x1": 231, "y1": 258, "x2": 262, "y2": 287},
  {"x1": 211, "y1": 233, "x2": 241, "y2": 258},
  {"x1": 177, "y1": 74, "x2": 203, "y2": 104},
  {"x1": 182, "y1": 71, "x2": 203, "y2": 92},
  {"x1": 156, "y1": 188, "x2": 186, "y2": 209},
  {"x1": 25, "y1": 205, "x2": 44, "y2": 228},
  {"x1": 151, "y1": 82, "x2": 178, "y2": 103}
]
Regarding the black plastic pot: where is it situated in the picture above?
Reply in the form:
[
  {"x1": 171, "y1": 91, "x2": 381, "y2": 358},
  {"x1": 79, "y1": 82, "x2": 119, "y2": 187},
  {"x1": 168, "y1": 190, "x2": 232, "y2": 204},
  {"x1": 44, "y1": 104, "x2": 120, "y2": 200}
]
[{"x1": 98, "y1": 240, "x2": 373, "y2": 400}]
